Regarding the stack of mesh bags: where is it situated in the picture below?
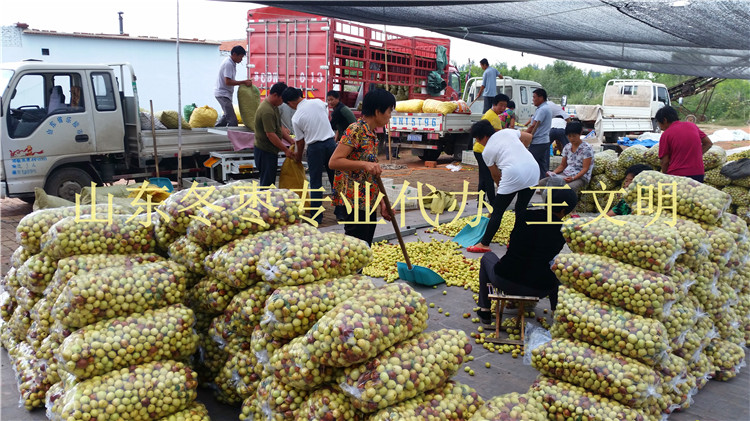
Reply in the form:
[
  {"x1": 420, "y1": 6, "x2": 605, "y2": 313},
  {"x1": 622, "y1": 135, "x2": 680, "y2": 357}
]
[{"x1": 236, "y1": 281, "x2": 482, "y2": 421}]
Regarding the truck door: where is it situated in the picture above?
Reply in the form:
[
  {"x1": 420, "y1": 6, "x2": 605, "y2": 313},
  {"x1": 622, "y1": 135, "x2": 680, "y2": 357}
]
[
  {"x1": 516, "y1": 85, "x2": 534, "y2": 124},
  {"x1": 2, "y1": 71, "x2": 95, "y2": 196},
  {"x1": 86, "y1": 70, "x2": 123, "y2": 153},
  {"x1": 247, "y1": 18, "x2": 329, "y2": 100},
  {"x1": 652, "y1": 85, "x2": 670, "y2": 117}
]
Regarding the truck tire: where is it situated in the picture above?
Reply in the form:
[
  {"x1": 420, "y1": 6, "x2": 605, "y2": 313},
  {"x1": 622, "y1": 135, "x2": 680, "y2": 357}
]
[
  {"x1": 419, "y1": 148, "x2": 443, "y2": 161},
  {"x1": 44, "y1": 167, "x2": 94, "y2": 202}
]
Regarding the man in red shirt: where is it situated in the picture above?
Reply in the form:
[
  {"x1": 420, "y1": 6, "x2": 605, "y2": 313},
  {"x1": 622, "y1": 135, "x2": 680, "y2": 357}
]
[{"x1": 656, "y1": 105, "x2": 713, "y2": 182}]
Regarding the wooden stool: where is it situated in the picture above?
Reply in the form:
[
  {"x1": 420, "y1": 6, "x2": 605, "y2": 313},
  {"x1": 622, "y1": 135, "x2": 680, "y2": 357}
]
[{"x1": 485, "y1": 284, "x2": 539, "y2": 348}]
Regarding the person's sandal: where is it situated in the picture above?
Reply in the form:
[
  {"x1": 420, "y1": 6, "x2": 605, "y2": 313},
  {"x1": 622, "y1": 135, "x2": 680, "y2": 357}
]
[
  {"x1": 476, "y1": 310, "x2": 492, "y2": 325},
  {"x1": 466, "y1": 245, "x2": 491, "y2": 253}
]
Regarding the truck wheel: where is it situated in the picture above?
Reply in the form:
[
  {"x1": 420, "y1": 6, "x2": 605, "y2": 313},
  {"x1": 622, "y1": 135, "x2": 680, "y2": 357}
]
[
  {"x1": 419, "y1": 148, "x2": 443, "y2": 161},
  {"x1": 45, "y1": 167, "x2": 93, "y2": 202}
]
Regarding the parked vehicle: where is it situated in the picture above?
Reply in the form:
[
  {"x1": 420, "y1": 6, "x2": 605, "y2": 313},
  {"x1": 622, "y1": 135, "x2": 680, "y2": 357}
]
[
  {"x1": 246, "y1": 6, "x2": 461, "y2": 106},
  {"x1": 390, "y1": 77, "x2": 543, "y2": 160},
  {"x1": 565, "y1": 79, "x2": 671, "y2": 142},
  {"x1": 1, "y1": 61, "x2": 239, "y2": 201}
]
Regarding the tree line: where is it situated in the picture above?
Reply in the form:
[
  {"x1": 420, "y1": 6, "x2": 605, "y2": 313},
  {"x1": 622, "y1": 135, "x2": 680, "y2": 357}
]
[{"x1": 455, "y1": 59, "x2": 750, "y2": 123}]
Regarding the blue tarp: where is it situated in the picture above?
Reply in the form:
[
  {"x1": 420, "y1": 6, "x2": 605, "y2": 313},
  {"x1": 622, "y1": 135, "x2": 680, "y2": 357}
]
[{"x1": 617, "y1": 138, "x2": 659, "y2": 148}]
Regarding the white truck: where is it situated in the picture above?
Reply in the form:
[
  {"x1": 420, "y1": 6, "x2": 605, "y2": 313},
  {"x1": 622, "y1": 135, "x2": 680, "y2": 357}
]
[
  {"x1": 565, "y1": 79, "x2": 671, "y2": 143},
  {"x1": 389, "y1": 77, "x2": 543, "y2": 160},
  {"x1": 1, "y1": 61, "x2": 244, "y2": 201}
]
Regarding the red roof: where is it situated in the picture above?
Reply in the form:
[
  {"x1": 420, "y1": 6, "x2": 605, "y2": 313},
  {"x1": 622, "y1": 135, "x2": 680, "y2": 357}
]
[{"x1": 219, "y1": 39, "x2": 247, "y2": 52}]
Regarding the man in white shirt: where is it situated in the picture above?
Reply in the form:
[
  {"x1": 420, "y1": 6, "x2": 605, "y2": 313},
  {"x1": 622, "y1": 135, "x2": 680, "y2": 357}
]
[
  {"x1": 466, "y1": 120, "x2": 537, "y2": 253},
  {"x1": 214, "y1": 46, "x2": 253, "y2": 127},
  {"x1": 282, "y1": 87, "x2": 338, "y2": 224}
]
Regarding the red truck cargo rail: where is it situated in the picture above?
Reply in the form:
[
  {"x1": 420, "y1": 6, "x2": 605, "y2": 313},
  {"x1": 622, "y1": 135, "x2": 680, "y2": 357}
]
[{"x1": 246, "y1": 6, "x2": 459, "y2": 107}]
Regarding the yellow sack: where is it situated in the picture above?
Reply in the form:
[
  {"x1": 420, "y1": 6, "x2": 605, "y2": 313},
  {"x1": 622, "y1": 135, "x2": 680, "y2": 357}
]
[
  {"x1": 279, "y1": 144, "x2": 305, "y2": 190},
  {"x1": 422, "y1": 99, "x2": 458, "y2": 115},
  {"x1": 238, "y1": 85, "x2": 261, "y2": 131},
  {"x1": 395, "y1": 99, "x2": 424, "y2": 113},
  {"x1": 234, "y1": 105, "x2": 243, "y2": 125},
  {"x1": 127, "y1": 183, "x2": 171, "y2": 203},
  {"x1": 33, "y1": 187, "x2": 75, "y2": 211},
  {"x1": 189, "y1": 105, "x2": 218, "y2": 128},
  {"x1": 156, "y1": 110, "x2": 191, "y2": 130},
  {"x1": 79, "y1": 184, "x2": 132, "y2": 204}
]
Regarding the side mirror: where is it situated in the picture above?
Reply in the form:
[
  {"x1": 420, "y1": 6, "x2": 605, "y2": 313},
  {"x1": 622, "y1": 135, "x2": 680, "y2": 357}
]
[
  {"x1": 678, "y1": 97, "x2": 684, "y2": 105},
  {"x1": 561, "y1": 95, "x2": 567, "y2": 108}
]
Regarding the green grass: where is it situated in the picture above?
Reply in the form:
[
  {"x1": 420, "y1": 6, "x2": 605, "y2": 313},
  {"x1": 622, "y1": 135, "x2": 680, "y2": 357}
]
[{"x1": 705, "y1": 118, "x2": 748, "y2": 127}]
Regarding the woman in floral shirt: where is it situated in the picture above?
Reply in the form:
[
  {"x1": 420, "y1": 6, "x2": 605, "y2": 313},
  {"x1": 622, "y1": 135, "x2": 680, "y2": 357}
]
[
  {"x1": 329, "y1": 89, "x2": 395, "y2": 244},
  {"x1": 537, "y1": 121, "x2": 594, "y2": 194}
]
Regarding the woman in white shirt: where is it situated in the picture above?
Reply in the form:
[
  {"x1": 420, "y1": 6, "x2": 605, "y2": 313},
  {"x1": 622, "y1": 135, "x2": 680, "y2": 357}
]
[
  {"x1": 538, "y1": 121, "x2": 594, "y2": 194},
  {"x1": 467, "y1": 120, "x2": 537, "y2": 253}
]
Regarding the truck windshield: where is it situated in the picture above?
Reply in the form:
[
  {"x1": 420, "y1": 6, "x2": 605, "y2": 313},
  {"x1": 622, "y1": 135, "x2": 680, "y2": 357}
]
[{"x1": 0, "y1": 69, "x2": 14, "y2": 95}]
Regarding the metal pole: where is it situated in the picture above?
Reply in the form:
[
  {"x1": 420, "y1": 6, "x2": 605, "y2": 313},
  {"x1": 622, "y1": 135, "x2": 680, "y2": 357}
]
[
  {"x1": 285, "y1": 22, "x2": 290, "y2": 89},
  {"x1": 176, "y1": 0, "x2": 183, "y2": 190},
  {"x1": 384, "y1": 25, "x2": 392, "y2": 164},
  {"x1": 305, "y1": 20, "x2": 310, "y2": 94},
  {"x1": 149, "y1": 100, "x2": 160, "y2": 178},
  {"x1": 324, "y1": 19, "x2": 330, "y2": 96},
  {"x1": 293, "y1": 21, "x2": 298, "y2": 88}
]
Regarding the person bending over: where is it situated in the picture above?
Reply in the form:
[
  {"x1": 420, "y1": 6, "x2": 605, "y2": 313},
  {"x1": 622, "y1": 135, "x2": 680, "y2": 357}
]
[
  {"x1": 475, "y1": 188, "x2": 578, "y2": 324},
  {"x1": 474, "y1": 94, "x2": 511, "y2": 206},
  {"x1": 467, "y1": 120, "x2": 537, "y2": 254}
]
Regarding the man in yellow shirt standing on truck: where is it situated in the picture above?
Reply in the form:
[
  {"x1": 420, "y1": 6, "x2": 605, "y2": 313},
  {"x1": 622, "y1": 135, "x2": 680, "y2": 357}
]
[{"x1": 474, "y1": 93, "x2": 510, "y2": 206}]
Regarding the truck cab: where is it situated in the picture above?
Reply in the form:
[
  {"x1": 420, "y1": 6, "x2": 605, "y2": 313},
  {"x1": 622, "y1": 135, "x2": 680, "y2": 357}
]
[
  {"x1": 462, "y1": 76, "x2": 543, "y2": 124},
  {"x1": 1, "y1": 61, "x2": 124, "y2": 200},
  {"x1": 601, "y1": 79, "x2": 670, "y2": 119},
  {"x1": 566, "y1": 79, "x2": 671, "y2": 142},
  {"x1": 1, "y1": 61, "x2": 235, "y2": 201}
]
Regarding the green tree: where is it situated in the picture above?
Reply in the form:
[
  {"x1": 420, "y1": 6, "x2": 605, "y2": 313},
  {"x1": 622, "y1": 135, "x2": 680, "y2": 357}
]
[{"x1": 454, "y1": 56, "x2": 749, "y2": 122}]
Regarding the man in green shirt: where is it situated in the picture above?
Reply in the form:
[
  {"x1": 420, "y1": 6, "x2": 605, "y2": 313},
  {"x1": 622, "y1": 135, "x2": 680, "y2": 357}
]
[
  {"x1": 254, "y1": 82, "x2": 297, "y2": 187},
  {"x1": 327, "y1": 90, "x2": 357, "y2": 142}
]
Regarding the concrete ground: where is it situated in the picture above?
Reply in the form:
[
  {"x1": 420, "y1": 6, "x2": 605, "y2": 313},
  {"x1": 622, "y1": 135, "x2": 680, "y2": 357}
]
[{"x1": 1, "y1": 159, "x2": 750, "y2": 420}]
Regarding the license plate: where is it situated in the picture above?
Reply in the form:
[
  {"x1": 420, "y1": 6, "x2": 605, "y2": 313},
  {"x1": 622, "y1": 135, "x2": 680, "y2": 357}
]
[{"x1": 407, "y1": 134, "x2": 423, "y2": 142}]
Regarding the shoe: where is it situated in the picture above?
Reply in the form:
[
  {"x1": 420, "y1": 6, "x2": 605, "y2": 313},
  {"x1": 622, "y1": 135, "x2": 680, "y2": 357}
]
[
  {"x1": 466, "y1": 245, "x2": 491, "y2": 253},
  {"x1": 476, "y1": 310, "x2": 492, "y2": 325}
]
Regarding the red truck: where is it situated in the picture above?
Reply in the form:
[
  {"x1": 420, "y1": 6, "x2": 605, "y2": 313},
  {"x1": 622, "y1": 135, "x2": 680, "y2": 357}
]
[{"x1": 245, "y1": 6, "x2": 461, "y2": 108}]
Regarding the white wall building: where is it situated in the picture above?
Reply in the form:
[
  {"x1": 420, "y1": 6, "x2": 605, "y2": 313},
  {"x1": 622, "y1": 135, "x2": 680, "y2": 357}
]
[{"x1": 1, "y1": 23, "x2": 243, "y2": 115}]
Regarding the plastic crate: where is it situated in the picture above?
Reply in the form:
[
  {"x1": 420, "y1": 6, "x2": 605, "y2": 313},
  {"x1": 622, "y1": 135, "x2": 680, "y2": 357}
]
[
  {"x1": 181, "y1": 177, "x2": 221, "y2": 189},
  {"x1": 462, "y1": 150, "x2": 478, "y2": 166},
  {"x1": 384, "y1": 182, "x2": 419, "y2": 209}
]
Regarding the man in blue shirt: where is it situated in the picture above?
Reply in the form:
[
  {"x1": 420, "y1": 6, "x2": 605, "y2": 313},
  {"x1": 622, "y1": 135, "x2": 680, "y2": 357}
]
[
  {"x1": 526, "y1": 88, "x2": 553, "y2": 180},
  {"x1": 472, "y1": 58, "x2": 501, "y2": 113}
]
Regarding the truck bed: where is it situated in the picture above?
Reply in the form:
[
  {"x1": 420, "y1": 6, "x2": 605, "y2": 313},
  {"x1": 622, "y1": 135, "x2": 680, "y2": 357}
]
[
  {"x1": 129, "y1": 127, "x2": 247, "y2": 162},
  {"x1": 600, "y1": 105, "x2": 652, "y2": 119},
  {"x1": 390, "y1": 112, "x2": 475, "y2": 134}
]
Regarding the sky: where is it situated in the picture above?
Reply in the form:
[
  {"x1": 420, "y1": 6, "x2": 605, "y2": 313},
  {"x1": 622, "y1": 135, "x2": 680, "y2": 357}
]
[{"x1": 1, "y1": 0, "x2": 612, "y2": 73}]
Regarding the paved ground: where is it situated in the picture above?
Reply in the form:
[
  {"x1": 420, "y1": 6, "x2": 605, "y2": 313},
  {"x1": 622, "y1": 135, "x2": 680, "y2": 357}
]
[{"x1": 1, "y1": 154, "x2": 749, "y2": 420}]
